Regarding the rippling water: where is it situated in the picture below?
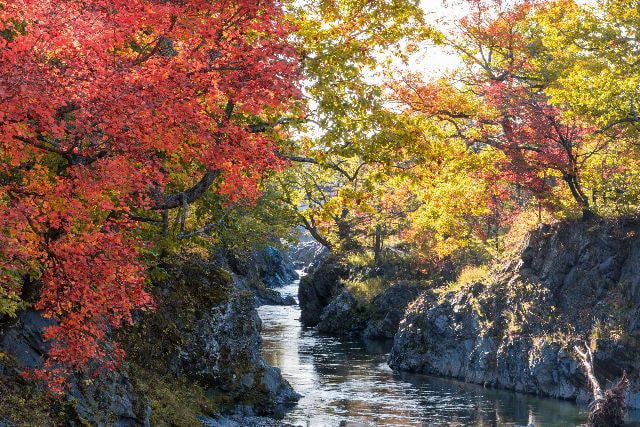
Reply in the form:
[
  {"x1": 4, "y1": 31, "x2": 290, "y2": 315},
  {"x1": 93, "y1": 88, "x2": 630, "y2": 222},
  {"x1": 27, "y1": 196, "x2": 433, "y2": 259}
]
[{"x1": 257, "y1": 277, "x2": 640, "y2": 426}]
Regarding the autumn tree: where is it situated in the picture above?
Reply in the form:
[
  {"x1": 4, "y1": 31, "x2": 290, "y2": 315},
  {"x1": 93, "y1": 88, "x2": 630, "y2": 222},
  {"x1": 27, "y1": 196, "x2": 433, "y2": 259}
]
[
  {"x1": 388, "y1": 0, "x2": 640, "y2": 264},
  {"x1": 274, "y1": 0, "x2": 429, "y2": 253},
  {"x1": 449, "y1": 0, "x2": 640, "y2": 217},
  {"x1": 445, "y1": 0, "x2": 603, "y2": 214},
  {"x1": 0, "y1": 0, "x2": 299, "y2": 389},
  {"x1": 388, "y1": 1, "x2": 612, "y2": 219},
  {"x1": 385, "y1": 77, "x2": 503, "y2": 262},
  {"x1": 539, "y1": 0, "x2": 640, "y2": 214}
]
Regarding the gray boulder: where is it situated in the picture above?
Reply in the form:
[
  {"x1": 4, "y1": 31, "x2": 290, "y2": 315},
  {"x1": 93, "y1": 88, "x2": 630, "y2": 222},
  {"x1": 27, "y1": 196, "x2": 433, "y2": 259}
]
[
  {"x1": 315, "y1": 282, "x2": 424, "y2": 340},
  {"x1": 388, "y1": 289, "x2": 589, "y2": 401},
  {"x1": 215, "y1": 246, "x2": 298, "y2": 306},
  {"x1": 125, "y1": 256, "x2": 300, "y2": 416},
  {"x1": 289, "y1": 241, "x2": 329, "y2": 273},
  {"x1": 0, "y1": 252, "x2": 299, "y2": 424},
  {"x1": 232, "y1": 272, "x2": 296, "y2": 307},
  {"x1": 176, "y1": 290, "x2": 300, "y2": 412},
  {"x1": 1, "y1": 310, "x2": 54, "y2": 369},
  {"x1": 253, "y1": 246, "x2": 299, "y2": 288},
  {"x1": 316, "y1": 289, "x2": 364, "y2": 337},
  {"x1": 363, "y1": 283, "x2": 423, "y2": 340}
]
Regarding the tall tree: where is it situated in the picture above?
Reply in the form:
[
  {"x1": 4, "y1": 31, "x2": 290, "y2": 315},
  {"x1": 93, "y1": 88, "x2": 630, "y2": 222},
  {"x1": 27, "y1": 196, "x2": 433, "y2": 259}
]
[
  {"x1": 275, "y1": 0, "x2": 429, "y2": 251},
  {"x1": 0, "y1": 0, "x2": 299, "y2": 389}
]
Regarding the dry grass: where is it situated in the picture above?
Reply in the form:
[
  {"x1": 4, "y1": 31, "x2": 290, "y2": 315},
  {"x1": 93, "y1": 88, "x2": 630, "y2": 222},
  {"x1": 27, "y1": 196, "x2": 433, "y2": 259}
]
[{"x1": 439, "y1": 264, "x2": 489, "y2": 295}]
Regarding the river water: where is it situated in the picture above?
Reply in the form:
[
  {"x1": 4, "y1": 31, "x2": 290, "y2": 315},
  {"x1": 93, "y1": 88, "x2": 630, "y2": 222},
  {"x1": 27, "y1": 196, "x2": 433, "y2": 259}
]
[{"x1": 257, "y1": 277, "x2": 638, "y2": 426}]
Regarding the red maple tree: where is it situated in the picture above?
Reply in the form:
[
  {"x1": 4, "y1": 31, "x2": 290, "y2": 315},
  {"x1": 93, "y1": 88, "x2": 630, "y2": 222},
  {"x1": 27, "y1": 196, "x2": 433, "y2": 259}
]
[
  {"x1": 0, "y1": 0, "x2": 299, "y2": 390},
  {"x1": 461, "y1": 0, "x2": 597, "y2": 213},
  {"x1": 395, "y1": 0, "x2": 598, "y2": 214}
]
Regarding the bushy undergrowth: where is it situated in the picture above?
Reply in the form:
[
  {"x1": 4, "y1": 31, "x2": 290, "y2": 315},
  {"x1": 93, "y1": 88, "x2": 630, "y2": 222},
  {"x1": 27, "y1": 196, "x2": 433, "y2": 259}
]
[
  {"x1": 128, "y1": 364, "x2": 217, "y2": 427},
  {"x1": 0, "y1": 354, "x2": 72, "y2": 426}
]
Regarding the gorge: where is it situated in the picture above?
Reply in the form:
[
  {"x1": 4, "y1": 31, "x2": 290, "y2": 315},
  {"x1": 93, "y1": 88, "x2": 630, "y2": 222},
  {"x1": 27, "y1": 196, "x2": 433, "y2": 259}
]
[{"x1": 5, "y1": 0, "x2": 640, "y2": 425}]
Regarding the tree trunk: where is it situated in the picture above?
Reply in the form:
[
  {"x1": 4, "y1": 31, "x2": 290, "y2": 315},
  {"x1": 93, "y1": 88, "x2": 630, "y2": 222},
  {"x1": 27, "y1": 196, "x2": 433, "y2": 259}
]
[
  {"x1": 373, "y1": 225, "x2": 382, "y2": 266},
  {"x1": 575, "y1": 344, "x2": 628, "y2": 427},
  {"x1": 337, "y1": 207, "x2": 358, "y2": 251},
  {"x1": 299, "y1": 216, "x2": 333, "y2": 251},
  {"x1": 564, "y1": 173, "x2": 592, "y2": 217}
]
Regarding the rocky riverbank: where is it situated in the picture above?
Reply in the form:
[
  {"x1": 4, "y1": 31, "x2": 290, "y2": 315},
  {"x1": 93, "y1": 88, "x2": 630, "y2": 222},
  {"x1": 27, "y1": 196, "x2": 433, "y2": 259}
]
[
  {"x1": 0, "y1": 246, "x2": 299, "y2": 426},
  {"x1": 389, "y1": 218, "x2": 640, "y2": 408},
  {"x1": 298, "y1": 251, "x2": 427, "y2": 340},
  {"x1": 218, "y1": 246, "x2": 298, "y2": 307},
  {"x1": 287, "y1": 231, "x2": 328, "y2": 274}
]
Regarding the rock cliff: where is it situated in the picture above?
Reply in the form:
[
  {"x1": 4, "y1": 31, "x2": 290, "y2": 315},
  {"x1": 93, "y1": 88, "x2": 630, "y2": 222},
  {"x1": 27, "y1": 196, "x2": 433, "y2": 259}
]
[
  {"x1": 0, "y1": 248, "x2": 299, "y2": 426},
  {"x1": 299, "y1": 256, "x2": 424, "y2": 340},
  {"x1": 298, "y1": 256, "x2": 348, "y2": 327},
  {"x1": 389, "y1": 218, "x2": 640, "y2": 408},
  {"x1": 220, "y1": 246, "x2": 298, "y2": 306},
  {"x1": 287, "y1": 229, "x2": 328, "y2": 274}
]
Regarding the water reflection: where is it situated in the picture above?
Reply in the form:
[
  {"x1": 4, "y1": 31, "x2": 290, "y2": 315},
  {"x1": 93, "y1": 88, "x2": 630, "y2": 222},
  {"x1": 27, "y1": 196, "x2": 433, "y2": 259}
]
[{"x1": 257, "y1": 278, "x2": 638, "y2": 426}]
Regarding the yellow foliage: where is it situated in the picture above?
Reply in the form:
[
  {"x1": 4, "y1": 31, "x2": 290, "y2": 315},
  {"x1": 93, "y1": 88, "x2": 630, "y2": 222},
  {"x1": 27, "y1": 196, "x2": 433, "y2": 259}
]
[
  {"x1": 501, "y1": 209, "x2": 555, "y2": 257},
  {"x1": 345, "y1": 251, "x2": 375, "y2": 267},
  {"x1": 343, "y1": 277, "x2": 387, "y2": 302},
  {"x1": 440, "y1": 265, "x2": 489, "y2": 295}
]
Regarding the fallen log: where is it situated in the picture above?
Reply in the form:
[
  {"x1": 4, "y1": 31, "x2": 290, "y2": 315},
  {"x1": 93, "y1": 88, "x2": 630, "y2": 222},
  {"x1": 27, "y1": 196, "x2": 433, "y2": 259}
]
[{"x1": 575, "y1": 343, "x2": 629, "y2": 427}]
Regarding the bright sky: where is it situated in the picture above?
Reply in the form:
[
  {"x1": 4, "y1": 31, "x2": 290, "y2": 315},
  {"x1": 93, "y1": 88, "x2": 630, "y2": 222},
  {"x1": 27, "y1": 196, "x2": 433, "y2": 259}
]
[{"x1": 411, "y1": 0, "x2": 467, "y2": 76}]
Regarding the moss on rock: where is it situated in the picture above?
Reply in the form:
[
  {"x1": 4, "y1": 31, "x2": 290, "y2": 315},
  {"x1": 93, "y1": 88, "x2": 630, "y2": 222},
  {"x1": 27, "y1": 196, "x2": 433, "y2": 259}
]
[
  {"x1": 127, "y1": 363, "x2": 216, "y2": 427},
  {"x1": 0, "y1": 355, "x2": 75, "y2": 426}
]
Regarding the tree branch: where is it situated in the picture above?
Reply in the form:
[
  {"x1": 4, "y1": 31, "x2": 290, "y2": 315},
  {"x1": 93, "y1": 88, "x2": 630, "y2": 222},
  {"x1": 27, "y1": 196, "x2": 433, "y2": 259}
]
[{"x1": 152, "y1": 169, "x2": 221, "y2": 210}]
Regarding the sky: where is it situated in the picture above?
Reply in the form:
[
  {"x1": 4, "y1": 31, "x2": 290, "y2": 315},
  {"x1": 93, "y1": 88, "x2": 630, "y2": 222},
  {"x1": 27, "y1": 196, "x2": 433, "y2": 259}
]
[{"x1": 412, "y1": 0, "x2": 467, "y2": 76}]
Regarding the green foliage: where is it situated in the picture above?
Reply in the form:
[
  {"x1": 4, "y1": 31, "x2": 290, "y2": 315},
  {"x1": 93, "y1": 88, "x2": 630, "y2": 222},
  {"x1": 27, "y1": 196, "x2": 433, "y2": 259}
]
[
  {"x1": 440, "y1": 265, "x2": 490, "y2": 296},
  {"x1": 340, "y1": 247, "x2": 431, "y2": 302},
  {"x1": 136, "y1": 175, "x2": 299, "y2": 256},
  {"x1": 214, "y1": 182, "x2": 300, "y2": 252},
  {"x1": 342, "y1": 277, "x2": 387, "y2": 303},
  {"x1": 345, "y1": 251, "x2": 375, "y2": 268},
  {"x1": 0, "y1": 290, "x2": 27, "y2": 319}
]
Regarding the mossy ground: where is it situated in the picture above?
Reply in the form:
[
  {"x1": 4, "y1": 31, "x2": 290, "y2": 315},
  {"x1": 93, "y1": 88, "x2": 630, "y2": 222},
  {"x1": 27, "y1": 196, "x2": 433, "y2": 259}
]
[
  {"x1": 127, "y1": 363, "x2": 217, "y2": 427},
  {"x1": 0, "y1": 354, "x2": 75, "y2": 426}
]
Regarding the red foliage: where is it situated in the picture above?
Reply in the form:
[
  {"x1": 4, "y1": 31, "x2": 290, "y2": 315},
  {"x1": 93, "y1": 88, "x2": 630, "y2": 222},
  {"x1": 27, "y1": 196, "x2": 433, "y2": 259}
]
[
  {"x1": 0, "y1": 0, "x2": 299, "y2": 390},
  {"x1": 482, "y1": 80, "x2": 592, "y2": 199},
  {"x1": 459, "y1": 0, "x2": 597, "y2": 209}
]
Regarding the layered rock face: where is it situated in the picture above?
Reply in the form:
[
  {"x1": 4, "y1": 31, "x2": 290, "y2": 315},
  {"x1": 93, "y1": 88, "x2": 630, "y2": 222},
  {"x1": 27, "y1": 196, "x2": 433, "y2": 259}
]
[
  {"x1": 220, "y1": 246, "x2": 298, "y2": 306},
  {"x1": 389, "y1": 219, "x2": 640, "y2": 407},
  {"x1": 315, "y1": 283, "x2": 424, "y2": 340},
  {"x1": 1, "y1": 310, "x2": 150, "y2": 426},
  {"x1": 134, "y1": 259, "x2": 299, "y2": 414},
  {"x1": 252, "y1": 246, "x2": 299, "y2": 289},
  {"x1": 362, "y1": 283, "x2": 424, "y2": 340},
  {"x1": 0, "y1": 250, "x2": 298, "y2": 425},
  {"x1": 288, "y1": 229, "x2": 328, "y2": 274}
]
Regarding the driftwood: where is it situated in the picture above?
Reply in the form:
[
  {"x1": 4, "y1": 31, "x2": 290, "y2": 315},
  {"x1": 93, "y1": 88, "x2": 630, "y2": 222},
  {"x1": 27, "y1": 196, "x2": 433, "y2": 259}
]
[{"x1": 575, "y1": 344, "x2": 629, "y2": 427}]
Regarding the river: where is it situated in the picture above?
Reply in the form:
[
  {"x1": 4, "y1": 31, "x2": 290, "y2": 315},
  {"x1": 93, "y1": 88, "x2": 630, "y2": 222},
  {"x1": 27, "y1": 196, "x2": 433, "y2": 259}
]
[{"x1": 257, "y1": 276, "x2": 640, "y2": 426}]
